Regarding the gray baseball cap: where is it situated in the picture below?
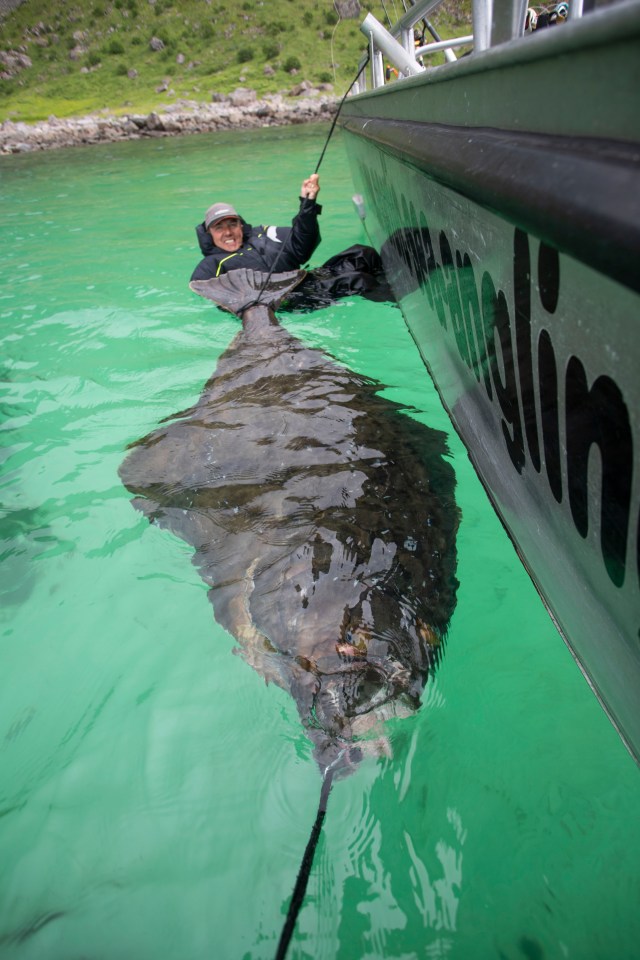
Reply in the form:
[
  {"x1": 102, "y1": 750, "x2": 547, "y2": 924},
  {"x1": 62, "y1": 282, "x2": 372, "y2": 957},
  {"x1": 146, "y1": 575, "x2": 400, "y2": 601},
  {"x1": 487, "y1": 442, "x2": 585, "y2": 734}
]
[{"x1": 204, "y1": 202, "x2": 240, "y2": 229}]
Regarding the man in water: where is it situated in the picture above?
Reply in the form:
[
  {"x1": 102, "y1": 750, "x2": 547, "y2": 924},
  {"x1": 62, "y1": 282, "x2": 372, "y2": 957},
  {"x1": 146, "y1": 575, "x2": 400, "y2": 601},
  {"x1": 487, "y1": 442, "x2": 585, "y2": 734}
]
[{"x1": 191, "y1": 173, "x2": 321, "y2": 281}]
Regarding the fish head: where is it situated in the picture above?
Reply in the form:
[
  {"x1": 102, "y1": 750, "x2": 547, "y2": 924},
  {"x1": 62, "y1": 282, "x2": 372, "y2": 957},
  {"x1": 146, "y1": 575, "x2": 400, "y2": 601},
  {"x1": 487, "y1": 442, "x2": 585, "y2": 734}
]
[{"x1": 299, "y1": 646, "x2": 424, "y2": 778}]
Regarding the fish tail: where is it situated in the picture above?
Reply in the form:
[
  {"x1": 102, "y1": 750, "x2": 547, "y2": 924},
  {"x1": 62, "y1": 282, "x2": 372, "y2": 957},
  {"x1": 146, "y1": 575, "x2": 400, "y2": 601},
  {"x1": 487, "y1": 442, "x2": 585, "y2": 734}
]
[{"x1": 189, "y1": 268, "x2": 306, "y2": 317}]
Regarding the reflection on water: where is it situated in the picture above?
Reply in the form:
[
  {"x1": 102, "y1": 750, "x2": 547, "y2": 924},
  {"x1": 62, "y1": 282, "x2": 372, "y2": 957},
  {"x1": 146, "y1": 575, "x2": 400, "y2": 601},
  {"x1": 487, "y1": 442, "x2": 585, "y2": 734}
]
[{"x1": 304, "y1": 737, "x2": 465, "y2": 959}]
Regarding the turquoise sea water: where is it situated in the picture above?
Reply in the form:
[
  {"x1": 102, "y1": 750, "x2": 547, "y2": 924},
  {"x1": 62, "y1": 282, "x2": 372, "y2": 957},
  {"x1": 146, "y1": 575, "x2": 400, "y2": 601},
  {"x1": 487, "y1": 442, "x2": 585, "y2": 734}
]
[{"x1": 1, "y1": 124, "x2": 639, "y2": 960}]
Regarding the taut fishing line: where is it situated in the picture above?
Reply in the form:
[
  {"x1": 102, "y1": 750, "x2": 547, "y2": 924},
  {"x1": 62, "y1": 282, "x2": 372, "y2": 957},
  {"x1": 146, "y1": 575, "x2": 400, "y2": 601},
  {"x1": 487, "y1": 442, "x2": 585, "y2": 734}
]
[{"x1": 252, "y1": 55, "x2": 370, "y2": 306}]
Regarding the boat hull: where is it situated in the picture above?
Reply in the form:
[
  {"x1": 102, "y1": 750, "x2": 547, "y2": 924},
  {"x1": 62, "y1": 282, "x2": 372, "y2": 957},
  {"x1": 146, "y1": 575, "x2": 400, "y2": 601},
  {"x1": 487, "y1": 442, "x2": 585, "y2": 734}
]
[{"x1": 339, "y1": 2, "x2": 640, "y2": 760}]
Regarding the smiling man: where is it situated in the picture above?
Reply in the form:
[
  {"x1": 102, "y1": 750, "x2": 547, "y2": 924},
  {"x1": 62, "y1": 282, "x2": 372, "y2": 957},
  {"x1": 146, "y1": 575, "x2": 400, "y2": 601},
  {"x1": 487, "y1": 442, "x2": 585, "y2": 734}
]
[{"x1": 190, "y1": 174, "x2": 322, "y2": 282}]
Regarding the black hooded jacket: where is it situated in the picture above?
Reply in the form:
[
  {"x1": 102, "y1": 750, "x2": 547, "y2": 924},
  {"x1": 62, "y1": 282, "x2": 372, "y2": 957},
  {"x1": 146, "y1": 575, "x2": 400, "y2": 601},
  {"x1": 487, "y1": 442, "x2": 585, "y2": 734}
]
[{"x1": 190, "y1": 196, "x2": 322, "y2": 281}]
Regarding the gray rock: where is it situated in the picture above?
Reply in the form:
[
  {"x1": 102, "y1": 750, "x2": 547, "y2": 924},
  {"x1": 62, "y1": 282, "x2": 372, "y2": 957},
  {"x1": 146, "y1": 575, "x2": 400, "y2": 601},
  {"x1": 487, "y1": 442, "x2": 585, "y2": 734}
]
[
  {"x1": 146, "y1": 112, "x2": 164, "y2": 130},
  {"x1": 335, "y1": 0, "x2": 361, "y2": 17},
  {"x1": 228, "y1": 86, "x2": 257, "y2": 107},
  {"x1": 290, "y1": 80, "x2": 312, "y2": 96},
  {"x1": 0, "y1": 50, "x2": 33, "y2": 75}
]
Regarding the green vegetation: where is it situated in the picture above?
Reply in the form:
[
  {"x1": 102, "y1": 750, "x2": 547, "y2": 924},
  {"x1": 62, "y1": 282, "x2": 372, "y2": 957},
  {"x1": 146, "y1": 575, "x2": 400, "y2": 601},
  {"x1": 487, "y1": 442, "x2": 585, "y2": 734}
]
[
  {"x1": 105, "y1": 39, "x2": 126, "y2": 56},
  {"x1": 0, "y1": 0, "x2": 471, "y2": 122},
  {"x1": 237, "y1": 48, "x2": 254, "y2": 65},
  {"x1": 282, "y1": 55, "x2": 302, "y2": 74}
]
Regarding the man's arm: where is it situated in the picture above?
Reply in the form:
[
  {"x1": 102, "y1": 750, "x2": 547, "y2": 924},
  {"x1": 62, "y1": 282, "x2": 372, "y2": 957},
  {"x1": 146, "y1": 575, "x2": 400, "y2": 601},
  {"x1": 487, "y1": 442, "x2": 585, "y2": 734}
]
[{"x1": 283, "y1": 174, "x2": 322, "y2": 267}]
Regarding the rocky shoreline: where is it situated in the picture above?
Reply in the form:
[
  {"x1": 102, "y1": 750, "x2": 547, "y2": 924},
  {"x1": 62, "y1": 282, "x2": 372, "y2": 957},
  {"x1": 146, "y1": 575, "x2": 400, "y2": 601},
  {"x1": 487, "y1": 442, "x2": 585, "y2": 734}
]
[{"x1": 0, "y1": 85, "x2": 340, "y2": 155}]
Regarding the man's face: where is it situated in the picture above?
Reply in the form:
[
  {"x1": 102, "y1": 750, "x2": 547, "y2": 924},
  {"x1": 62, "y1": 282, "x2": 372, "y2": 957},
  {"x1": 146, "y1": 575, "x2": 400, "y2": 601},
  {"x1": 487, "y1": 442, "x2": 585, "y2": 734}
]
[{"x1": 210, "y1": 217, "x2": 243, "y2": 252}]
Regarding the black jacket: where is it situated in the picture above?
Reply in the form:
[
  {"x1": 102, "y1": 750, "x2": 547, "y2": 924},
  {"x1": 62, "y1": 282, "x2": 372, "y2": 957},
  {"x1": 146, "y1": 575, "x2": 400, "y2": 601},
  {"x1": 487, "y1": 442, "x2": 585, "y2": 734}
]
[{"x1": 190, "y1": 196, "x2": 322, "y2": 281}]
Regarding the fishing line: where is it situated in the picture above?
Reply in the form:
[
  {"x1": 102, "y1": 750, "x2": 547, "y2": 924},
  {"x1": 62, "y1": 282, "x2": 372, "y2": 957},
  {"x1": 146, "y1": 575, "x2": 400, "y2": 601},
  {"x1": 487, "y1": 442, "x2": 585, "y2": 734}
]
[
  {"x1": 380, "y1": 0, "x2": 394, "y2": 28},
  {"x1": 313, "y1": 54, "x2": 369, "y2": 176},
  {"x1": 274, "y1": 764, "x2": 336, "y2": 960},
  {"x1": 330, "y1": 0, "x2": 342, "y2": 87},
  {"x1": 252, "y1": 55, "x2": 370, "y2": 307}
]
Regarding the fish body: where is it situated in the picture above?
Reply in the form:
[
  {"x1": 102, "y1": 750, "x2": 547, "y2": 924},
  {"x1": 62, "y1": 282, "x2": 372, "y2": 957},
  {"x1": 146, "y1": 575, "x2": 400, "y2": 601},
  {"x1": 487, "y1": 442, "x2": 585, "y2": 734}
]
[{"x1": 119, "y1": 270, "x2": 459, "y2": 774}]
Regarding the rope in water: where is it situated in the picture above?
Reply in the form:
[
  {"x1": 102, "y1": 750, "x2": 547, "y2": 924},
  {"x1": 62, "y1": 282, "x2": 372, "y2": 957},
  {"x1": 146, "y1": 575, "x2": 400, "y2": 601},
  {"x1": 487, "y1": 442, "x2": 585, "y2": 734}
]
[
  {"x1": 253, "y1": 57, "x2": 370, "y2": 307},
  {"x1": 274, "y1": 766, "x2": 336, "y2": 960}
]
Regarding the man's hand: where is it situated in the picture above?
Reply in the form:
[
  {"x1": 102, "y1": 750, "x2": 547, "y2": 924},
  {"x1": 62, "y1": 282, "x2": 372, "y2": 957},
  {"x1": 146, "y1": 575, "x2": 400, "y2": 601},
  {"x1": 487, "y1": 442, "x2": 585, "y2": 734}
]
[{"x1": 300, "y1": 173, "x2": 320, "y2": 199}]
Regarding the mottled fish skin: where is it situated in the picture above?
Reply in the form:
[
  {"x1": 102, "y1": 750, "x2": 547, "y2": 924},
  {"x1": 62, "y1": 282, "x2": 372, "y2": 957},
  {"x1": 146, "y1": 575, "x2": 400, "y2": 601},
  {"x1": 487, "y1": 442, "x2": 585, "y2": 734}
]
[{"x1": 119, "y1": 270, "x2": 459, "y2": 776}]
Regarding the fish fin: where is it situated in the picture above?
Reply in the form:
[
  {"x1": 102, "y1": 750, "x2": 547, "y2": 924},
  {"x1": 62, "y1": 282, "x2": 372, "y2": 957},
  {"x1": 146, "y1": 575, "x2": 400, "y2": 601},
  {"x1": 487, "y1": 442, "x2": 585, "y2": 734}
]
[{"x1": 189, "y1": 268, "x2": 306, "y2": 317}]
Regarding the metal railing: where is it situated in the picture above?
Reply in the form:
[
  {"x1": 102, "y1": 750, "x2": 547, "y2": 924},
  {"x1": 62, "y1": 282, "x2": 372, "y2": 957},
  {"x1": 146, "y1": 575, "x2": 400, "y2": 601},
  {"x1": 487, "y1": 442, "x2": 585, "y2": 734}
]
[{"x1": 353, "y1": 0, "x2": 581, "y2": 92}]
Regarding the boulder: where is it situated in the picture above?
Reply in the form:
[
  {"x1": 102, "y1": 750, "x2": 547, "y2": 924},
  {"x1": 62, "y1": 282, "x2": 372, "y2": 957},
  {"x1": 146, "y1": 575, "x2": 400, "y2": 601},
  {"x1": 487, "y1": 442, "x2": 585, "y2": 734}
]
[
  {"x1": 228, "y1": 86, "x2": 257, "y2": 107},
  {"x1": 0, "y1": 50, "x2": 33, "y2": 76},
  {"x1": 335, "y1": 0, "x2": 361, "y2": 17},
  {"x1": 290, "y1": 80, "x2": 313, "y2": 96},
  {"x1": 145, "y1": 112, "x2": 165, "y2": 130}
]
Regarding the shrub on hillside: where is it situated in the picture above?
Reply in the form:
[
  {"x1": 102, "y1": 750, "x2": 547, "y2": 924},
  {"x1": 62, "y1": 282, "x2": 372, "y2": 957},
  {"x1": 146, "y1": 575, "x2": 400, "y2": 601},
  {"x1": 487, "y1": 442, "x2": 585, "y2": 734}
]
[
  {"x1": 105, "y1": 39, "x2": 125, "y2": 55},
  {"x1": 283, "y1": 55, "x2": 301, "y2": 73},
  {"x1": 262, "y1": 41, "x2": 279, "y2": 60},
  {"x1": 237, "y1": 48, "x2": 254, "y2": 64}
]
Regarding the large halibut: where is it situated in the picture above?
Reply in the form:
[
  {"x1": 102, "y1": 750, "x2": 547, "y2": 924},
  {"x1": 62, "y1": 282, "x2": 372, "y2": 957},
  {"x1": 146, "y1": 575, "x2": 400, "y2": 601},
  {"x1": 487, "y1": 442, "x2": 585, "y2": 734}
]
[{"x1": 119, "y1": 269, "x2": 460, "y2": 775}]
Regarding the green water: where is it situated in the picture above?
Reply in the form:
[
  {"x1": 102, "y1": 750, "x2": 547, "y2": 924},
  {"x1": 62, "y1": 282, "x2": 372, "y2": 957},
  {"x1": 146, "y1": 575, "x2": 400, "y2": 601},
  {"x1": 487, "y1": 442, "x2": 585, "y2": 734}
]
[{"x1": 1, "y1": 125, "x2": 638, "y2": 960}]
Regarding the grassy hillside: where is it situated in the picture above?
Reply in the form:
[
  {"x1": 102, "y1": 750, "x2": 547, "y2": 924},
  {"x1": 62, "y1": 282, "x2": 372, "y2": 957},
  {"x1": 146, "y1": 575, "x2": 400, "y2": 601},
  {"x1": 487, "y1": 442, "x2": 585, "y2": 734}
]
[{"x1": 0, "y1": 0, "x2": 471, "y2": 122}]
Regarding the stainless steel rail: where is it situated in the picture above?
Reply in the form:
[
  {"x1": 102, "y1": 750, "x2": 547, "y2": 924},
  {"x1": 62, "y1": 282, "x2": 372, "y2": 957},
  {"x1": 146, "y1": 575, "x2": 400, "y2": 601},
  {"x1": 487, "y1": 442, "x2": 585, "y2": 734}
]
[{"x1": 354, "y1": 0, "x2": 583, "y2": 91}]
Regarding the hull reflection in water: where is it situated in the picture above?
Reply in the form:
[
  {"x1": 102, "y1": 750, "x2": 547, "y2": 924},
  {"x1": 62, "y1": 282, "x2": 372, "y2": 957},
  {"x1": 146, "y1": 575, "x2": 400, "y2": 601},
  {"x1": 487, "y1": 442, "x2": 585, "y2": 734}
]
[{"x1": 119, "y1": 270, "x2": 459, "y2": 775}]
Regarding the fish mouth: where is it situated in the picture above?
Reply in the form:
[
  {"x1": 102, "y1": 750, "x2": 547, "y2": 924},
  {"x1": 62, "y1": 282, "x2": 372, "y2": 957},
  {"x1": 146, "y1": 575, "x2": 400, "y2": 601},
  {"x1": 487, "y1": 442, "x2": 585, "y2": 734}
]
[
  {"x1": 308, "y1": 734, "x2": 368, "y2": 779},
  {"x1": 308, "y1": 655, "x2": 415, "y2": 735}
]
